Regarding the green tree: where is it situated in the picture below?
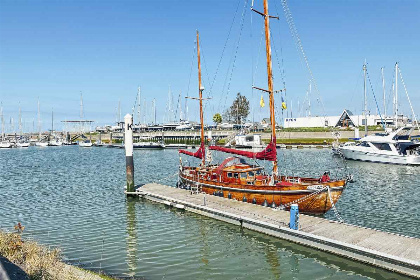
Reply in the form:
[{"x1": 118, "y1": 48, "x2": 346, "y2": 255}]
[
  {"x1": 229, "y1": 93, "x2": 250, "y2": 124},
  {"x1": 213, "y1": 113, "x2": 222, "y2": 124}
]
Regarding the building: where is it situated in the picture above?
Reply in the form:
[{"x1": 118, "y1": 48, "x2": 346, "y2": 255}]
[{"x1": 283, "y1": 109, "x2": 407, "y2": 128}]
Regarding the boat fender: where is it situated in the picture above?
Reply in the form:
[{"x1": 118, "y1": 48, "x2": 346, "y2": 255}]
[
  {"x1": 242, "y1": 196, "x2": 247, "y2": 202},
  {"x1": 219, "y1": 191, "x2": 224, "y2": 197},
  {"x1": 271, "y1": 201, "x2": 276, "y2": 208},
  {"x1": 228, "y1": 193, "x2": 232, "y2": 199},
  {"x1": 252, "y1": 198, "x2": 257, "y2": 204},
  {"x1": 263, "y1": 199, "x2": 268, "y2": 207}
]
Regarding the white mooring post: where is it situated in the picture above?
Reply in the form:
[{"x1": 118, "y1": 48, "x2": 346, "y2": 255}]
[{"x1": 124, "y1": 114, "x2": 135, "y2": 195}]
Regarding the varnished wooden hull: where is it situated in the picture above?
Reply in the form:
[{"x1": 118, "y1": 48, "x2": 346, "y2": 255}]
[{"x1": 178, "y1": 172, "x2": 345, "y2": 214}]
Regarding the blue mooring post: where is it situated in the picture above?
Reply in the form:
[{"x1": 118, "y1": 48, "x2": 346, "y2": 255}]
[
  {"x1": 124, "y1": 114, "x2": 135, "y2": 196},
  {"x1": 290, "y1": 204, "x2": 299, "y2": 230}
]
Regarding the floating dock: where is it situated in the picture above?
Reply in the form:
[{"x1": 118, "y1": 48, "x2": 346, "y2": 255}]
[{"x1": 128, "y1": 183, "x2": 420, "y2": 278}]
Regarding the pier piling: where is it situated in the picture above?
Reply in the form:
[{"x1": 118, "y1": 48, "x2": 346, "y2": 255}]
[{"x1": 124, "y1": 114, "x2": 135, "y2": 195}]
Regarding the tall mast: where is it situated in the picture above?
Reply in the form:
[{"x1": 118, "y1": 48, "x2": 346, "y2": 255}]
[
  {"x1": 363, "y1": 62, "x2": 367, "y2": 136},
  {"x1": 153, "y1": 99, "x2": 156, "y2": 125},
  {"x1": 197, "y1": 30, "x2": 205, "y2": 166},
  {"x1": 38, "y1": 98, "x2": 41, "y2": 140},
  {"x1": 137, "y1": 87, "x2": 141, "y2": 125},
  {"x1": 308, "y1": 80, "x2": 311, "y2": 117},
  {"x1": 118, "y1": 99, "x2": 121, "y2": 123},
  {"x1": 19, "y1": 103, "x2": 22, "y2": 136},
  {"x1": 263, "y1": 0, "x2": 277, "y2": 174},
  {"x1": 394, "y1": 62, "x2": 398, "y2": 128},
  {"x1": 80, "y1": 92, "x2": 84, "y2": 119},
  {"x1": 51, "y1": 108, "x2": 54, "y2": 134},
  {"x1": 381, "y1": 67, "x2": 386, "y2": 117},
  {"x1": 1, "y1": 102, "x2": 4, "y2": 140}
]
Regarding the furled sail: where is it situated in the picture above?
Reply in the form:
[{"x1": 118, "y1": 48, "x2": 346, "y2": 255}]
[
  {"x1": 179, "y1": 143, "x2": 205, "y2": 159},
  {"x1": 209, "y1": 138, "x2": 277, "y2": 161}
]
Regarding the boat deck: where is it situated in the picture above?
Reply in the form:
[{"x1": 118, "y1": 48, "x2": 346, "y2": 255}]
[{"x1": 129, "y1": 183, "x2": 420, "y2": 278}]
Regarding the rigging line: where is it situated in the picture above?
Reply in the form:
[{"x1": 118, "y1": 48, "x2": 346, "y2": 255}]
[
  {"x1": 385, "y1": 69, "x2": 395, "y2": 114},
  {"x1": 208, "y1": 0, "x2": 242, "y2": 111},
  {"x1": 280, "y1": 0, "x2": 327, "y2": 119},
  {"x1": 185, "y1": 40, "x2": 196, "y2": 120},
  {"x1": 366, "y1": 69, "x2": 386, "y2": 130},
  {"x1": 398, "y1": 67, "x2": 420, "y2": 131},
  {"x1": 252, "y1": 22, "x2": 266, "y2": 89},
  {"x1": 221, "y1": 0, "x2": 249, "y2": 113}
]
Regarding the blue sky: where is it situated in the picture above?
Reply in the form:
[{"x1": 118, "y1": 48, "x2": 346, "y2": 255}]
[{"x1": 0, "y1": 0, "x2": 419, "y2": 131}]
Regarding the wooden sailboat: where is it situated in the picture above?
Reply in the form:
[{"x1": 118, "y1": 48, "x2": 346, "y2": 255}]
[{"x1": 178, "y1": 1, "x2": 347, "y2": 214}]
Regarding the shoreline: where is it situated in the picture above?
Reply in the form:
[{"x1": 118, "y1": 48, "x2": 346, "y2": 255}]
[{"x1": 0, "y1": 230, "x2": 117, "y2": 280}]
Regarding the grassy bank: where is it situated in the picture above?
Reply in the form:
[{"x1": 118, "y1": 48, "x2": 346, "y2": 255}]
[
  {"x1": 0, "y1": 229, "x2": 116, "y2": 280},
  {"x1": 270, "y1": 138, "x2": 350, "y2": 145}
]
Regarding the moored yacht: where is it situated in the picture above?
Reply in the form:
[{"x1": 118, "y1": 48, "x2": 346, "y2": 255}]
[
  {"x1": 133, "y1": 141, "x2": 165, "y2": 149},
  {"x1": 0, "y1": 141, "x2": 13, "y2": 148},
  {"x1": 79, "y1": 140, "x2": 93, "y2": 147},
  {"x1": 339, "y1": 125, "x2": 420, "y2": 165}
]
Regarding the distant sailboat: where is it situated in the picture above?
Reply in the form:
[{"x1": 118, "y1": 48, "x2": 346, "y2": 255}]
[
  {"x1": 35, "y1": 99, "x2": 48, "y2": 147},
  {"x1": 16, "y1": 104, "x2": 30, "y2": 147},
  {"x1": 0, "y1": 102, "x2": 13, "y2": 148},
  {"x1": 48, "y1": 109, "x2": 62, "y2": 146}
]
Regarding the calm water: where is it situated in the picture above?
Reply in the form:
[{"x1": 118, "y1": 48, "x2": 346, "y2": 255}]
[{"x1": 0, "y1": 146, "x2": 418, "y2": 279}]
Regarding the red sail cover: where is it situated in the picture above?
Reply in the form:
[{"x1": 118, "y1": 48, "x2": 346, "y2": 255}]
[
  {"x1": 179, "y1": 143, "x2": 205, "y2": 159},
  {"x1": 209, "y1": 139, "x2": 277, "y2": 161}
]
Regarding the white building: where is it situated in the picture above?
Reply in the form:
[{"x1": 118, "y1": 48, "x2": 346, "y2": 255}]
[{"x1": 283, "y1": 109, "x2": 407, "y2": 128}]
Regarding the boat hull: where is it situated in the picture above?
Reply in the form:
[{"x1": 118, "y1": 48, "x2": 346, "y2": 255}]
[
  {"x1": 340, "y1": 148, "x2": 420, "y2": 165},
  {"x1": 16, "y1": 142, "x2": 30, "y2": 148},
  {"x1": 179, "y1": 173, "x2": 345, "y2": 214},
  {"x1": 79, "y1": 143, "x2": 93, "y2": 147},
  {"x1": 35, "y1": 142, "x2": 48, "y2": 147}
]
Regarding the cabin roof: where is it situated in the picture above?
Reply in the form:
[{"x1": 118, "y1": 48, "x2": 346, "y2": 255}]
[{"x1": 223, "y1": 164, "x2": 263, "y2": 172}]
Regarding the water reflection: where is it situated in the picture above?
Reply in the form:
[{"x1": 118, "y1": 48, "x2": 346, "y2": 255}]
[
  {"x1": 125, "y1": 197, "x2": 138, "y2": 277},
  {"x1": 264, "y1": 244, "x2": 281, "y2": 279}
]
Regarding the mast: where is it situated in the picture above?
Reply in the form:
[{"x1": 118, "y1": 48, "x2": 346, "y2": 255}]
[
  {"x1": 263, "y1": 0, "x2": 278, "y2": 174},
  {"x1": 394, "y1": 62, "x2": 398, "y2": 128},
  {"x1": 363, "y1": 62, "x2": 367, "y2": 136},
  {"x1": 381, "y1": 67, "x2": 386, "y2": 117},
  {"x1": 80, "y1": 92, "x2": 84, "y2": 119},
  {"x1": 1, "y1": 104, "x2": 3, "y2": 140},
  {"x1": 308, "y1": 80, "x2": 312, "y2": 117},
  {"x1": 19, "y1": 103, "x2": 22, "y2": 136},
  {"x1": 51, "y1": 108, "x2": 54, "y2": 135},
  {"x1": 153, "y1": 99, "x2": 156, "y2": 125},
  {"x1": 38, "y1": 98, "x2": 41, "y2": 140},
  {"x1": 137, "y1": 87, "x2": 141, "y2": 125},
  {"x1": 197, "y1": 30, "x2": 205, "y2": 166}
]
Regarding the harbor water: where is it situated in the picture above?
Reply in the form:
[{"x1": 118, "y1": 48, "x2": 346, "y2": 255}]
[{"x1": 0, "y1": 146, "x2": 418, "y2": 279}]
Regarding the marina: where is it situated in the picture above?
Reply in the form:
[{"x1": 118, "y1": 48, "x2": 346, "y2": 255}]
[
  {"x1": 0, "y1": 146, "x2": 419, "y2": 279},
  {"x1": 1, "y1": 0, "x2": 420, "y2": 279}
]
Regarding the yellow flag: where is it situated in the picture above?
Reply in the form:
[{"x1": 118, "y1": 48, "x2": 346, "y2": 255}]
[
  {"x1": 260, "y1": 95, "x2": 265, "y2": 108},
  {"x1": 281, "y1": 96, "x2": 287, "y2": 109},
  {"x1": 282, "y1": 102, "x2": 287, "y2": 109}
]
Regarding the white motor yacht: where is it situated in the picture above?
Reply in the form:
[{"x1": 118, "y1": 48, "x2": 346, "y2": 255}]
[
  {"x1": 35, "y1": 142, "x2": 48, "y2": 147},
  {"x1": 133, "y1": 142, "x2": 165, "y2": 149},
  {"x1": 0, "y1": 141, "x2": 13, "y2": 148},
  {"x1": 16, "y1": 142, "x2": 30, "y2": 148},
  {"x1": 339, "y1": 125, "x2": 420, "y2": 165},
  {"x1": 49, "y1": 140, "x2": 63, "y2": 146},
  {"x1": 79, "y1": 140, "x2": 93, "y2": 147}
]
